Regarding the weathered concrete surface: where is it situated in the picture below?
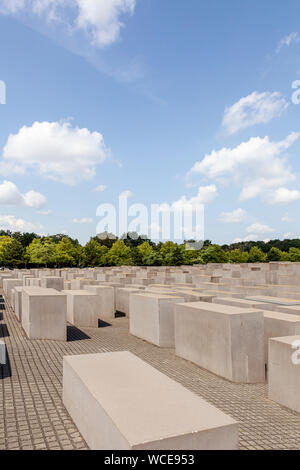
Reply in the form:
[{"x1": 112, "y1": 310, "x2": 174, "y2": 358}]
[
  {"x1": 263, "y1": 311, "x2": 300, "y2": 365},
  {"x1": 115, "y1": 287, "x2": 144, "y2": 316},
  {"x1": 175, "y1": 302, "x2": 265, "y2": 383},
  {"x1": 22, "y1": 288, "x2": 67, "y2": 341},
  {"x1": 41, "y1": 276, "x2": 64, "y2": 291},
  {"x1": 269, "y1": 336, "x2": 300, "y2": 413},
  {"x1": 63, "y1": 351, "x2": 238, "y2": 450},
  {"x1": 83, "y1": 285, "x2": 115, "y2": 320},
  {"x1": 62, "y1": 290, "x2": 100, "y2": 328},
  {"x1": 130, "y1": 293, "x2": 185, "y2": 347}
]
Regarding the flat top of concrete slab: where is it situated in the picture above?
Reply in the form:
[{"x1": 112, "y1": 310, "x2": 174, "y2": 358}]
[
  {"x1": 14, "y1": 286, "x2": 37, "y2": 292},
  {"x1": 269, "y1": 335, "x2": 300, "y2": 346},
  {"x1": 178, "y1": 301, "x2": 263, "y2": 316},
  {"x1": 172, "y1": 289, "x2": 203, "y2": 295},
  {"x1": 41, "y1": 276, "x2": 62, "y2": 280},
  {"x1": 262, "y1": 310, "x2": 300, "y2": 322},
  {"x1": 62, "y1": 290, "x2": 98, "y2": 296},
  {"x1": 64, "y1": 351, "x2": 237, "y2": 446},
  {"x1": 246, "y1": 296, "x2": 300, "y2": 305},
  {"x1": 215, "y1": 298, "x2": 263, "y2": 306},
  {"x1": 84, "y1": 285, "x2": 113, "y2": 289},
  {"x1": 23, "y1": 288, "x2": 65, "y2": 296},
  {"x1": 116, "y1": 287, "x2": 146, "y2": 292},
  {"x1": 132, "y1": 292, "x2": 183, "y2": 300}
]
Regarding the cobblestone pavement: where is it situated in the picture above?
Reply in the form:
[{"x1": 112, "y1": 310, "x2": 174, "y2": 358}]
[{"x1": 1, "y1": 290, "x2": 300, "y2": 451}]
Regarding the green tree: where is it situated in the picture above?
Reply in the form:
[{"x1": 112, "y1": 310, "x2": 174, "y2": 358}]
[
  {"x1": 289, "y1": 248, "x2": 300, "y2": 262},
  {"x1": 183, "y1": 248, "x2": 204, "y2": 265},
  {"x1": 26, "y1": 237, "x2": 57, "y2": 266},
  {"x1": 55, "y1": 237, "x2": 82, "y2": 267},
  {"x1": 137, "y1": 242, "x2": 154, "y2": 265},
  {"x1": 201, "y1": 245, "x2": 228, "y2": 264},
  {"x1": 107, "y1": 240, "x2": 133, "y2": 266},
  {"x1": 159, "y1": 242, "x2": 185, "y2": 266},
  {"x1": 248, "y1": 246, "x2": 267, "y2": 263},
  {"x1": 227, "y1": 249, "x2": 249, "y2": 263},
  {"x1": 83, "y1": 240, "x2": 109, "y2": 267},
  {"x1": 0, "y1": 236, "x2": 24, "y2": 267},
  {"x1": 142, "y1": 249, "x2": 163, "y2": 266},
  {"x1": 267, "y1": 247, "x2": 285, "y2": 262}
]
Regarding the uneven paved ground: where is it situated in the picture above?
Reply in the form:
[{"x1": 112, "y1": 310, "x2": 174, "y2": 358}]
[{"x1": 1, "y1": 290, "x2": 300, "y2": 451}]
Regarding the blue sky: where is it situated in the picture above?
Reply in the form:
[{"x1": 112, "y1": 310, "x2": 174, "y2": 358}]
[{"x1": 0, "y1": 0, "x2": 300, "y2": 244}]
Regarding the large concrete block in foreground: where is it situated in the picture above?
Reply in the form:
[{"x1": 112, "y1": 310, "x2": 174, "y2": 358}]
[
  {"x1": 83, "y1": 285, "x2": 115, "y2": 320},
  {"x1": 63, "y1": 290, "x2": 100, "y2": 327},
  {"x1": 22, "y1": 288, "x2": 67, "y2": 341},
  {"x1": 175, "y1": 302, "x2": 265, "y2": 383},
  {"x1": 269, "y1": 336, "x2": 300, "y2": 413},
  {"x1": 41, "y1": 276, "x2": 64, "y2": 291},
  {"x1": 0, "y1": 340, "x2": 6, "y2": 364},
  {"x1": 63, "y1": 351, "x2": 238, "y2": 450},
  {"x1": 130, "y1": 293, "x2": 185, "y2": 347}
]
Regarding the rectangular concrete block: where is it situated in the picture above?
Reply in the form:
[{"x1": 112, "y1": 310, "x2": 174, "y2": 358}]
[
  {"x1": 175, "y1": 302, "x2": 265, "y2": 383},
  {"x1": 28, "y1": 278, "x2": 42, "y2": 287},
  {"x1": 83, "y1": 285, "x2": 115, "y2": 320},
  {"x1": 22, "y1": 288, "x2": 67, "y2": 341},
  {"x1": 130, "y1": 293, "x2": 185, "y2": 347},
  {"x1": 63, "y1": 351, "x2": 238, "y2": 450},
  {"x1": 213, "y1": 297, "x2": 264, "y2": 309},
  {"x1": 263, "y1": 312, "x2": 300, "y2": 365},
  {"x1": 269, "y1": 336, "x2": 300, "y2": 413},
  {"x1": 13, "y1": 286, "x2": 24, "y2": 321},
  {"x1": 0, "y1": 340, "x2": 6, "y2": 364},
  {"x1": 63, "y1": 290, "x2": 100, "y2": 327},
  {"x1": 70, "y1": 279, "x2": 101, "y2": 290},
  {"x1": 116, "y1": 287, "x2": 149, "y2": 316},
  {"x1": 3, "y1": 278, "x2": 23, "y2": 300},
  {"x1": 41, "y1": 276, "x2": 64, "y2": 291}
]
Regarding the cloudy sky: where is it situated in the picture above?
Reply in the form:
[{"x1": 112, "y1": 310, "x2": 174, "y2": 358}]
[{"x1": 0, "y1": 0, "x2": 300, "y2": 244}]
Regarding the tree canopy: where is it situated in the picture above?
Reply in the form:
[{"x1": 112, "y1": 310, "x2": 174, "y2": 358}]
[{"x1": 0, "y1": 231, "x2": 300, "y2": 267}]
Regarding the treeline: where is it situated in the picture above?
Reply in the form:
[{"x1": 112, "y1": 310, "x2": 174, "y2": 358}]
[{"x1": 0, "y1": 230, "x2": 300, "y2": 267}]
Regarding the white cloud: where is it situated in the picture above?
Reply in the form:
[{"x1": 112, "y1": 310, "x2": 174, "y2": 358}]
[
  {"x1": 77, "y1": 0, "x2": 136, "y2": 47},
  {"x1": 72, "y1": 217, "x2": 93, "y2": 224},
  {"x1": 119, "y1": 190, "x2": 133, "y2": 199},
  {"x1": 233, "y1": 234, "x2": 259, "y2": 243},
  {"x1": 0, "y1": 121, "x2": 109, "y2": 185},
  {"x1": 276, "y1": 32, "x2": 300, "y2": 53},
  {"x1": 23, "y1": 190, "x2": 47, "y2": 209},
  {"x1": 0, "y1": 214, "x2": 41, "y2": 232},
  {"x1": 246, "y1": 223, "x2": 275, "y2": 234},
  {"x1": 96, "y1": 184, "x2": 106, "y2": 192},
  {"x1": 219, "y1": 208, "x2": 246, "y2": 224},
  {"x1": 0, "y1": 180, "x2": 46, "y2": 209},
  {"x1": 0, "y1": 0, "x2": 136, "y2": 47},
  {"x1": 222, "y1": 91, "x2": 288, "y2": 135},
  {"x1": 265, "y1": 187, "x2": 300, "y2": 205},
  {"x1": 189, "y1": 132, "x2": 299, "y2": 204},
  {"x1": 171, "y1": 185, "x2": 218, "y2": 211}
]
